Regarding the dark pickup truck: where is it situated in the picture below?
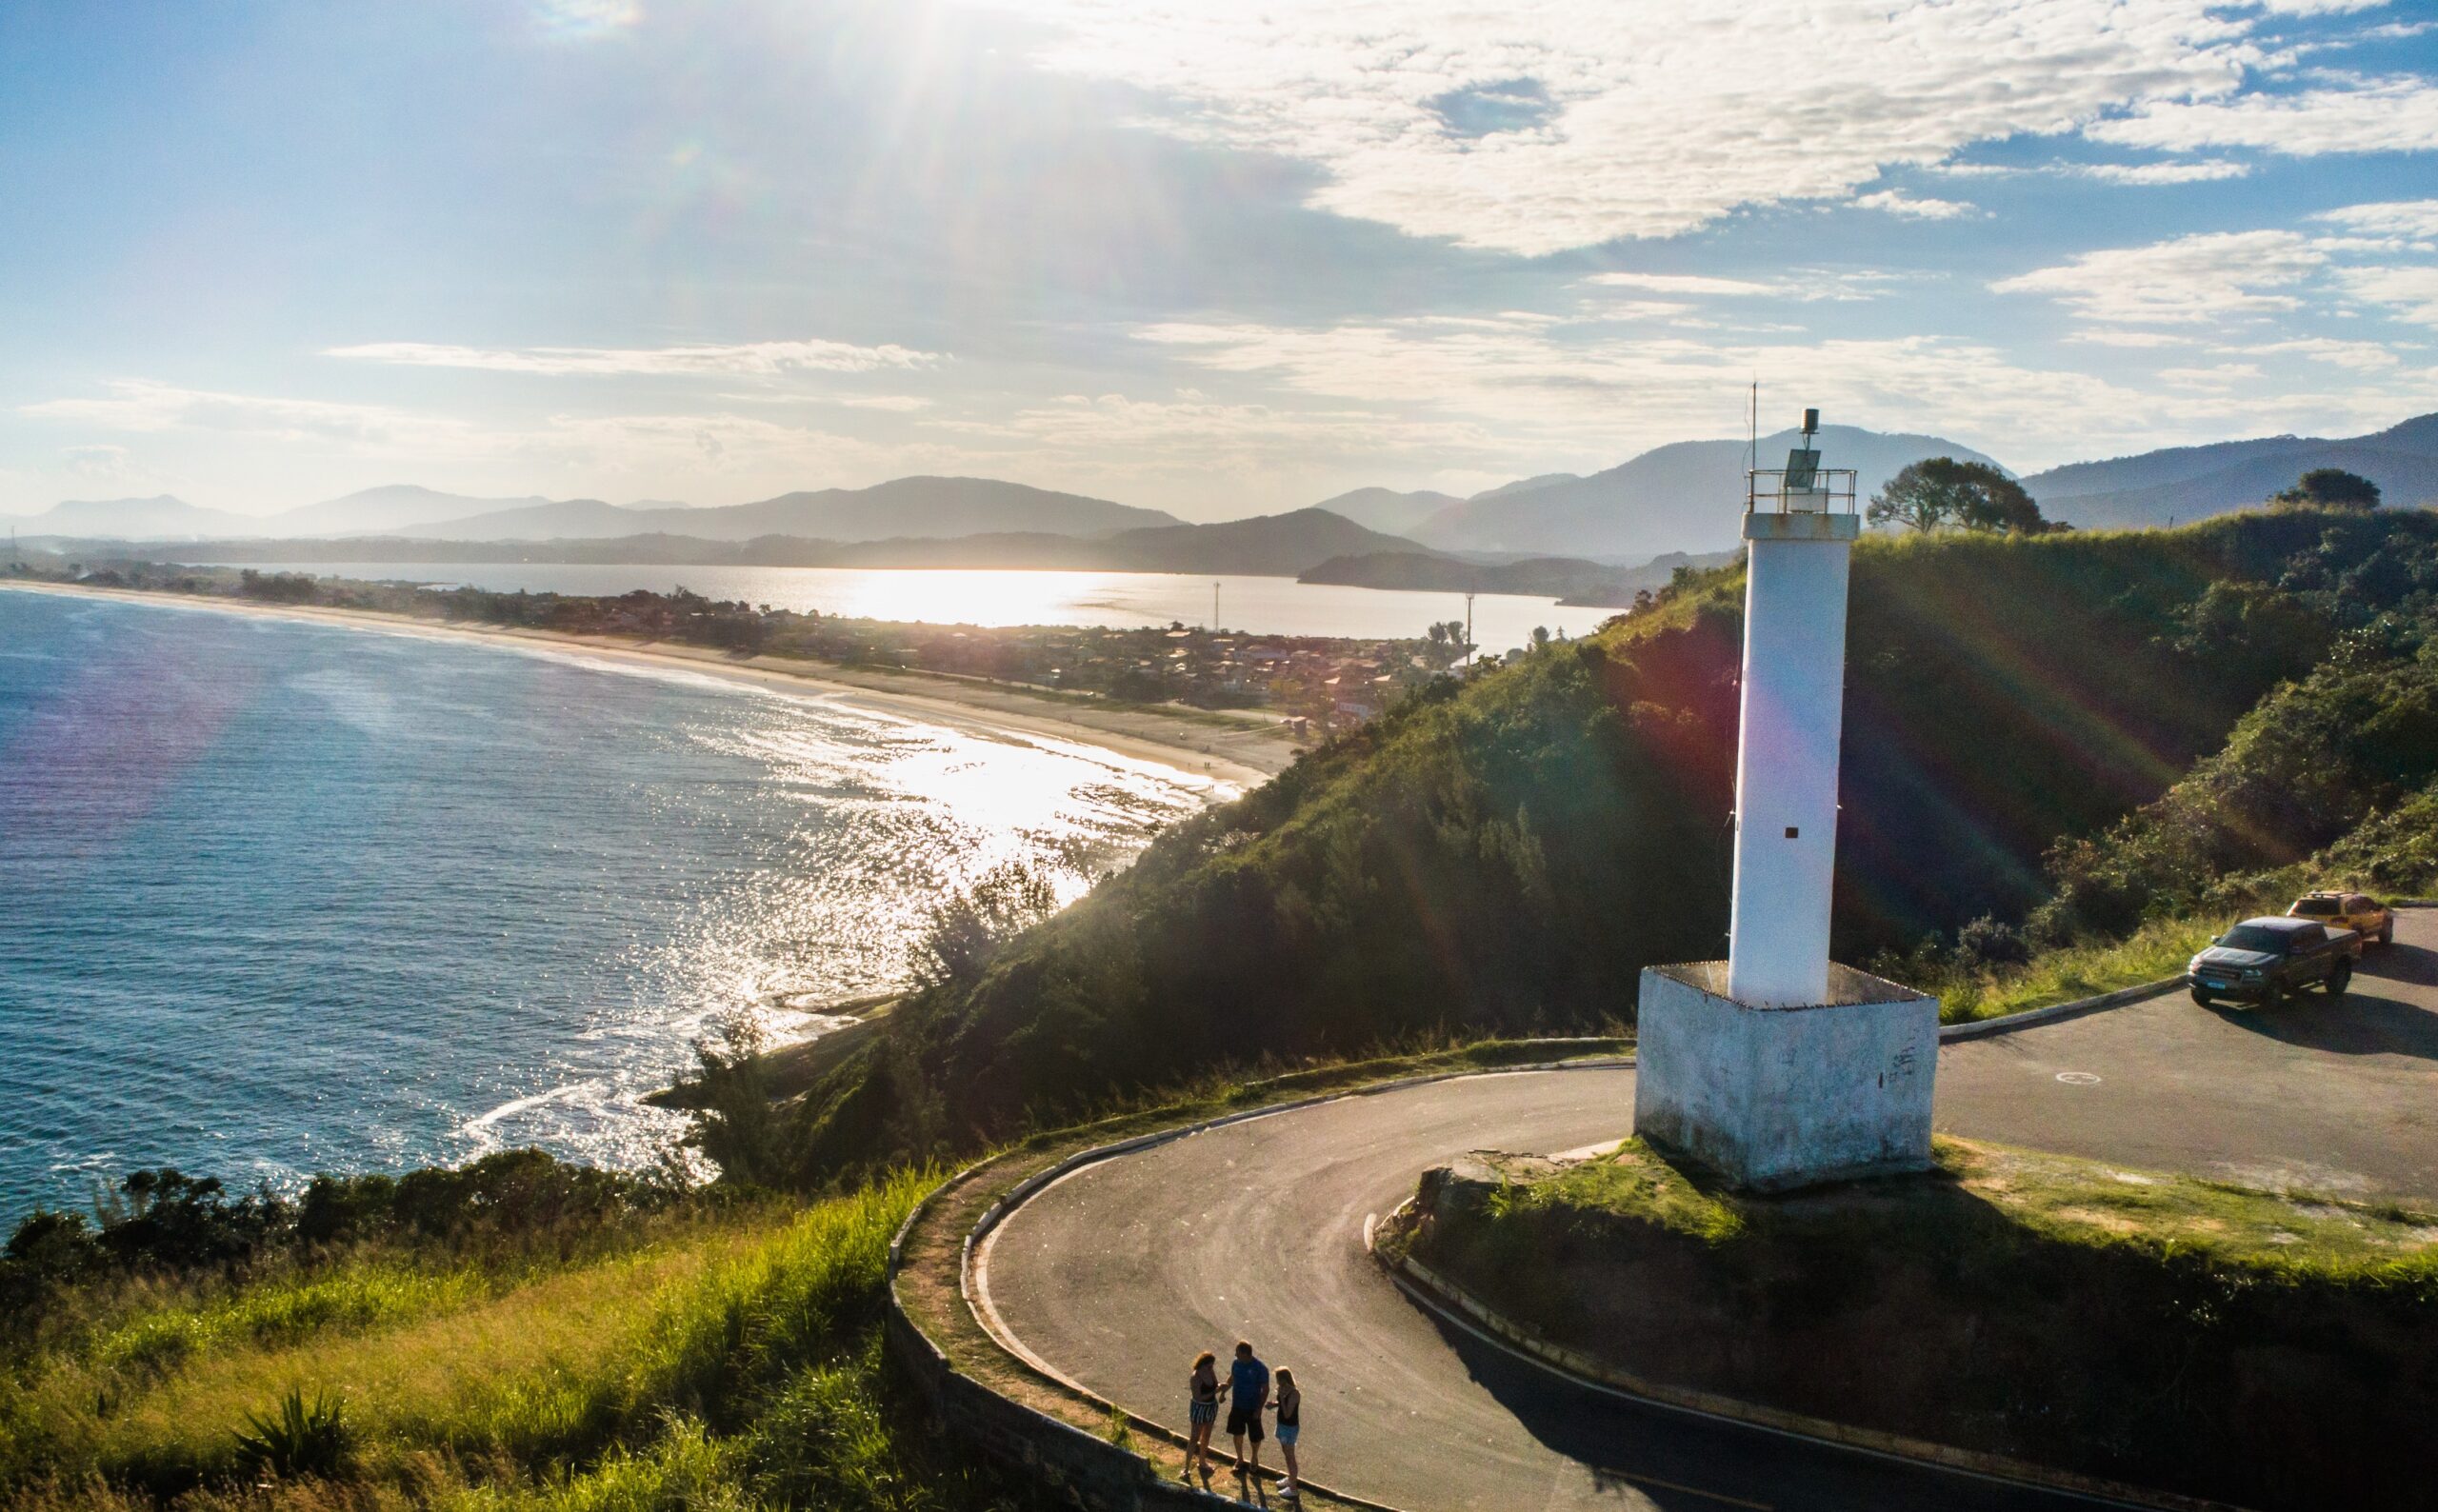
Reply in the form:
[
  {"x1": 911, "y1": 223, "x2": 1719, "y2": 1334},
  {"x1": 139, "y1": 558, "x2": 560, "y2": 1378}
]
[{"x1": 2188, "y1": 916, "x2": 2358, "y2": 1006}]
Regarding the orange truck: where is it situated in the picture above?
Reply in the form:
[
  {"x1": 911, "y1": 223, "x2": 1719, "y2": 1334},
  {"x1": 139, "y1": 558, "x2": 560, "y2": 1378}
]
[{"x1": 2288, "y1": 891, "x2": 2394, "y2": 949}]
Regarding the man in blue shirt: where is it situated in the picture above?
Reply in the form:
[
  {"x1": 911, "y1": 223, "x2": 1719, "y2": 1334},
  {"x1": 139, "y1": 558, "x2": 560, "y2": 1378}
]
[{"x1": 1225, "y1": 1339, "x2": 1270, "y2": 1488}]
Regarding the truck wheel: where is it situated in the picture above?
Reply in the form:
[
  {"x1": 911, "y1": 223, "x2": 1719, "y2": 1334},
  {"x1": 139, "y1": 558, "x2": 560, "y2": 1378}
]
[
  {"x1": 2328, "y1": 961, "x2": 2352, "y2": 998},
  {"x1": 2381, "y1": 924, "x2": 2394, "y2": 946},
  {"x1": 2189, "y1": 988, "x2": 2214, "y2": 1007}
]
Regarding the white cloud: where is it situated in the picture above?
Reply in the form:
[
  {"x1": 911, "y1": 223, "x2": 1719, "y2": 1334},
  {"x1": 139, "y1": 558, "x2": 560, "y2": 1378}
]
[
  {"x1": 2066, "y1": 328, "x2": 2198, "y2": 348},
  {"x1": 2257, "y1": 1, "x2": 2396, "y2": 15},
  {"x1": 1990, "y1": 231, "x2": 2328, "y2": 324},
  {"x1": 2088, "y1": 73, "x2": 2438, "y2": 157},
  {"x1": 2334, "y1": 265, "x2": 2438, "y2": 328},
  {"x1": 831, "y1": 394, "x2": 935, "y2": 411},
  {"x1": 1130, "y1": 315, "x2": 2272, "y2": 468},
  {"x1": 932, "y1": 392, "x2": 1490, "y2": 465},
  {"x1": 1126, "y1": 292, "x2": 2438, "y2": 476},
  {"x1": 2315, "y1": 199, "x2": 2438, "y2": 240},
  {"x1": 990, "y1": 0, "x2": 2286, "y2": 253},
  {"x1": 1584, "y1": 269, "x2": 1899, "y2": 304},
  {"x1": 1588, "y1": 272, "x2": 1783, "y2": 298},
  {"x1": 533, "y1": 0, "x2": 641, "y2": 39},
  {"x1": 60, "y1": 444, "x2": 150, "y2": 485},
  {"x1": 1591, "y1": 300, "x2": 1701, "y2": 322},
  {"x1": 324, "y1": 337, "x2": 943, "y2": 377},
  {"x1": 20, "y1": 381, "x2": 492, "y2": 453},
  {"x1": 2246, "y1": 337, "x2": 2404, "y2": 369},
  {"x1": 2082, "y1": 159, "x2": 2249, "y2": 184},
  {"x1": 2158, "y1": 363, "x2": 2264, "y2": 388},
  {"x1": 1853, "y1": 189, "x2": 1981, "y2": 221}
]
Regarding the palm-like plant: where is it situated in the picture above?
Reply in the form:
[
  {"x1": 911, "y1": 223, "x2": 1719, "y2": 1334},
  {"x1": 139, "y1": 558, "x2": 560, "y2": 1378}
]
[{"x1": 232, "y1": 1386, "x2": 350, "y2": 1480}]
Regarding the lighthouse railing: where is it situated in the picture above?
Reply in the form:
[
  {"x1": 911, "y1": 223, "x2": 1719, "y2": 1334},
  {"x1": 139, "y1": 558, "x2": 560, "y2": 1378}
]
[{"x1": 1745, "y1": 468, "x2": 1857, "y2": 515}]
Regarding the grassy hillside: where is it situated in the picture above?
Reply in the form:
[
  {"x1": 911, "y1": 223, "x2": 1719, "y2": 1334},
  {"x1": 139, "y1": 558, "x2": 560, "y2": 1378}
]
[
  {"x1": 774, "y1": 507, "x2": 2438, "y2": 1177},
  {"x1": 0, "y1": 1157, "x2": 1040, "y2": 1511}
]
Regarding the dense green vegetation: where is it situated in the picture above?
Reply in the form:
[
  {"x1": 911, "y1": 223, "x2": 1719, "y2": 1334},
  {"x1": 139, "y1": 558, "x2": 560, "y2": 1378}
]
[
  {"x1": 770, "y1": 506, "x2": 2438, "y2": 1177},
  {"x1": 0, "y1": 1156, "x2": 1043, "y2": 1512},
  {"x1": 1399, "y1": 1138, "x2": 2438, "y2": 1509}
]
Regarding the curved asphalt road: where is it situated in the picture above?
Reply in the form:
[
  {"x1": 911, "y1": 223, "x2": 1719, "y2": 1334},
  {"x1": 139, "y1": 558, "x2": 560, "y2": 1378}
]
[{"x1": 982, "y1": 914, "x2": 2438, "y2": 1511}]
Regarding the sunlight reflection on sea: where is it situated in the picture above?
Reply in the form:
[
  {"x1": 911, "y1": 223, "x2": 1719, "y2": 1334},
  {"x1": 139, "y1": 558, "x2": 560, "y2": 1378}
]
[{"x1": 0, "y1": 590, "x2": 1211, "y2": 1218}]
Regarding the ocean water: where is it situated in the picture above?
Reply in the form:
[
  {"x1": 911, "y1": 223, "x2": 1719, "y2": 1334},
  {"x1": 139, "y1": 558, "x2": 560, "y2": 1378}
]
[
  {"x1": 0, "y1": 588, "x2": 1216, "y2": 1222},
  {"x1": 222, "y1": 564, "x2": 1589, "y2": 659}
]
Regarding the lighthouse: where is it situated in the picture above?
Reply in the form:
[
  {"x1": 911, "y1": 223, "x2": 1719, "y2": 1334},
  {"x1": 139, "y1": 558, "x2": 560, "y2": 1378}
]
[{"x1": 1630, "y1": 410, "x2": 1937, "y2": 1190}]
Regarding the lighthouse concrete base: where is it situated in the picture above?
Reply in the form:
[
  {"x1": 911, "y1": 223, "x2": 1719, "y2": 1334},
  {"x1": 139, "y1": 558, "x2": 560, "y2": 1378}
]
[{"x1": 1632, "y1": 961, "x2": 1937, "y2": 1191}]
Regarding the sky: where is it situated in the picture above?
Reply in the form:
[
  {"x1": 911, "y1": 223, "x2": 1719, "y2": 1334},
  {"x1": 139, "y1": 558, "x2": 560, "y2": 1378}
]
[{"x1": 2, "y1": 0, "x2": 2435, "y2": 522}]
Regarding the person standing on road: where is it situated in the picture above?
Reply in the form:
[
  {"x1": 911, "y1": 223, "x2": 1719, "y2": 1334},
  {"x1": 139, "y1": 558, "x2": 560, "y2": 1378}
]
[
  {"x1": 1227, "y1": 1340, "x2": 1270, "y2": 1492},
  {"x1": 1269, "y1": 1365, "x2": 1303, "y2": 1501},
  {"x1": 1184, "y1": 1350, "x2": 1223, "y2": 1485}
]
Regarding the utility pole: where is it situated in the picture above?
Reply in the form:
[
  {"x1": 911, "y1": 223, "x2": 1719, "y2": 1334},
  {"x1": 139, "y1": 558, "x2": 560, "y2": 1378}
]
[
  {"x1": 1211, "y1": 581, "x2": 1220, "y2": 632},
  {"x1": 1464, "y1": 591, "x2": 1475, "y2": 666}
]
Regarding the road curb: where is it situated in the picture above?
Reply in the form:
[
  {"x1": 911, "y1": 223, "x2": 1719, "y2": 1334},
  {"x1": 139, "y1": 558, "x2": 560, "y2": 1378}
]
[
  {"x1": 1938, "y1": 976, "x2": 2185, "y2": 1042},
  {"x1": 1369, "y1": 1207, "x2": 2246, "y2": 1512}
]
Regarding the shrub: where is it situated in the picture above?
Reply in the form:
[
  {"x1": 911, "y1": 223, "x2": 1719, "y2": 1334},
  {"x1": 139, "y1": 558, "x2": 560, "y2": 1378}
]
[
  {"x1": 230, "y1": 1388, "x2": 350, "y2": 1481},
  {"x1": 1955, "y1": 915, "x2": 2031, "y2": 969}
]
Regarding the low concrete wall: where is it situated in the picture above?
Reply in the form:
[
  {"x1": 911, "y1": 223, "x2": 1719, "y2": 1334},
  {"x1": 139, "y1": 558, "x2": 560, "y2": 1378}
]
[
  {"x1": 884, "y1": 1301, "x2": 1233, "y2": 1511},
  {"x1": 1634, "y1": 962, "x2": 1937, "y2": 1188}
]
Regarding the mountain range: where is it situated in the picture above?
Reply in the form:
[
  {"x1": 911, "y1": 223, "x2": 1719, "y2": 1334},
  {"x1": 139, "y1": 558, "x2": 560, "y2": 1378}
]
[
  {"x1": 15, "y1": 412, "x2": 2436, "y2": 567},
  {"x1": 1309, "y1": 487, "x2": 1465, "y2": 536},
  {"x1": 6, "y1": 477, "x2": 1180, "y2": 546},
  {"x1": 115, "y1": 508, "x2": 1425, "y2": 580},
  {"x1": 2022, "y1": 413, "x2": 2438, "y2": 528},
  {"x1": 1403, "y1": 426, "x2": 2009, "y2": 560}
]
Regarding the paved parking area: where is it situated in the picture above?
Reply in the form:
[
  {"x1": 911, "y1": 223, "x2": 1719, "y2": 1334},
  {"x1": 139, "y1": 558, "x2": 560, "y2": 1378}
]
[{"x1": 1936, "y1": 906, "x2": 2438, "y2": 1203}]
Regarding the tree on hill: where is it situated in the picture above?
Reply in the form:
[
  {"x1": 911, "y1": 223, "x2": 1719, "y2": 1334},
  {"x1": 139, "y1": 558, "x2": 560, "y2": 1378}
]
[
  {"x1": 1867, "y1": 458, "x2": 2056, "y2": 534},
  {"x1": 2271, "y1": 468, "x2": 2381, "y2": 511}
]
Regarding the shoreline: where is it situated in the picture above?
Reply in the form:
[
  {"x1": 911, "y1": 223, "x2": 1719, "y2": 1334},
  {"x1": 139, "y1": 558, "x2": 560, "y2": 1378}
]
[{"x1": 0, "y1": 579, "x2": 1300, "y2": 792}]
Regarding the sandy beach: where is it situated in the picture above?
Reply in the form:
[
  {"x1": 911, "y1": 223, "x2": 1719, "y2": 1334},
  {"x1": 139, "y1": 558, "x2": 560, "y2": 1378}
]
[{"x1": 1, "y1": 579, "x2": 1301, "y2": 792}]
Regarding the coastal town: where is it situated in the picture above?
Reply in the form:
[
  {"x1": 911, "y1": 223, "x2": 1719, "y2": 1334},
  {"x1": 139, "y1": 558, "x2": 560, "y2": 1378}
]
[{"x1": 5, "y1": 554, "x2": 1604, "y2": 736}]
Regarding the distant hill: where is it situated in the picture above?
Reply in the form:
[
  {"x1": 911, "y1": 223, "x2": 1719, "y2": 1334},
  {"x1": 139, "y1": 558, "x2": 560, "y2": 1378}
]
[
  {"x1": 1309, "y1": 487, "x2": 1465, "y2": 536},
  {"x1": 1094, "y1": 507, "x2": 1422, "y2": 575},
  {"x1": 1410, "y1": 427, "x2": 2007, "y2": 560},
  {"x1": 129, "y1": 507, "x2": 1423, "y2": 579},
  {"x1": 9, "y1": 495, "x2": 261, "y2": 539},
  {"x1": 394, "y1": 497, "x2": 644, "y2": 541},
  {"x1": 1465, "y1": 472, "x2": 1581, "y2": 504},
  {"x1": 270, "y1": 485, "x2": 576, "y2": 537},
  {"x1": 402, "y1": 476, "x2": 1179, "y2": 544},
  {"x1": 2026, "y1": 412, "x2": 2438, "y2": 528}
]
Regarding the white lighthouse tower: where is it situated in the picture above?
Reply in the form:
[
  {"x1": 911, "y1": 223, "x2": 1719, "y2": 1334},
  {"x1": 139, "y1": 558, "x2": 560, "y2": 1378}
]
[{"x1": 1631, "y1": 410, "x2": 1937, "y2": 1190}]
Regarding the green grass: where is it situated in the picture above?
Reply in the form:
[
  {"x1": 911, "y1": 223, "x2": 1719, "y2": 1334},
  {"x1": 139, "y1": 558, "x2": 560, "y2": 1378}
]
[
  {"x1": 83, "y1": 1264, "x2": 492, "y2": 1376},
  {"x1": 1928, "y1": 914, "x2": 2221, "y2": 1024},
  {"x1": 0, "y1": 1170, "x2": 1031, "y2": 1512},
  {"x1": 1944, "y1": 1140, "x2": 2438, "y2": 1272},
  {"x1": 1503, "y1": 1136, "x2": 2438, "y2": 1274}
]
